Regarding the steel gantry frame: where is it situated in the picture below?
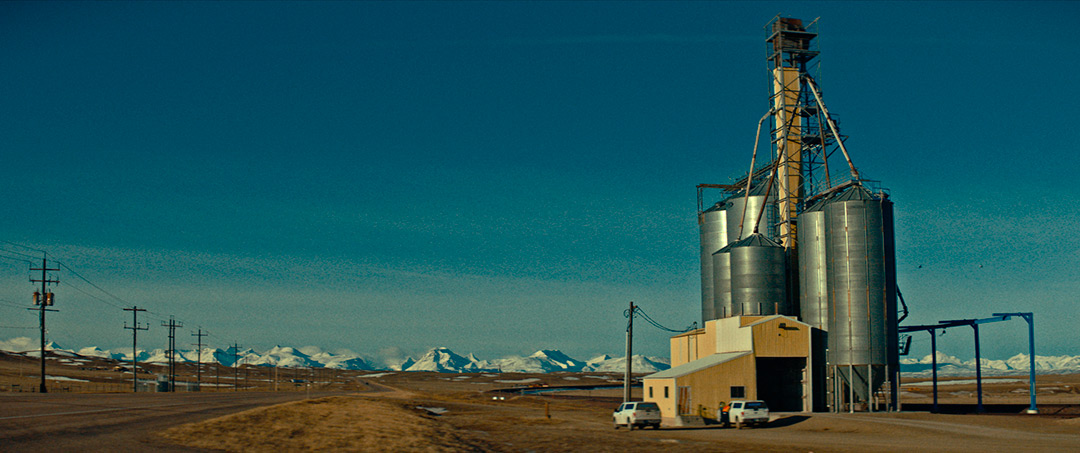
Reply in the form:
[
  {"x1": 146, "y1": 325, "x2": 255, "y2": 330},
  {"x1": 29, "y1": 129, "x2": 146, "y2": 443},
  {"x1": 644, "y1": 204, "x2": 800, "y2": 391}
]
[{"x1": 899, "y1": 312, "x2": 1037, "y2": 414}]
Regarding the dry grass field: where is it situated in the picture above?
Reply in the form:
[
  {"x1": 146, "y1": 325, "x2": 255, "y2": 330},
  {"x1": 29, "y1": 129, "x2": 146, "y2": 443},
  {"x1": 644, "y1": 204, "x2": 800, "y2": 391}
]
[{"x1": 158, "y1": 372, "x2": 1080, "y2": 452}]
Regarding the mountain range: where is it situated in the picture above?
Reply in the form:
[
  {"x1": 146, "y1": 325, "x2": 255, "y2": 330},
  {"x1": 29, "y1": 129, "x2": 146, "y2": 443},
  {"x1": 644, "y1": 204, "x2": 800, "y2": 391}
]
[
  {"x1": 4, "y1": 336, "x2": 1078, "y2": 376},
  {"x1": 899, "y1": 351, "x2": 1080, "y2": 377},
  {"x1": 0, "y1": 337, "x2": 670, "y2": 373}
]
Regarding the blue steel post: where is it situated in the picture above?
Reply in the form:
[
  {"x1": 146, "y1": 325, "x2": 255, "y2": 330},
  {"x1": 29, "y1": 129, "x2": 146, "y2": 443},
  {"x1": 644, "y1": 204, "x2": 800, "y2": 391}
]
[
  {"x1": 930, "y1": 330, "x2": 938, "y2": 413},
  {"x1": 992, "y1": 312, "x2": 1038, "y2": 414},
  {"x1": 1025, "y1": 313, "x2": 1038, "y2": 414},
  {"x1": 973, "y1": 324, "x2": 983, "y2": 413}
]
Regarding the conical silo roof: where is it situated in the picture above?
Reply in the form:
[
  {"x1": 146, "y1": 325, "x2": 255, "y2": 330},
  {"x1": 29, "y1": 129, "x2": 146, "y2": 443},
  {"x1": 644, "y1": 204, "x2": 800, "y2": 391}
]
[
  {"x1": 730, "y1": 232, "x2": 782, "y2": 249},
  {"x1": 804, "y1": 196, "x2": 829, "y2": 212},
  {"x1": 713, "y1": 242, "x2": 735, "y2": 255},
  {"x1": 748, "y1": 183, "x2": 774, "y2": 197},
  {"x1": 831, "y1": 184, "x2": 876, "y2": 202},
  {"x1": 704, "y1": 200, "x2": 728, "y2": 213}
]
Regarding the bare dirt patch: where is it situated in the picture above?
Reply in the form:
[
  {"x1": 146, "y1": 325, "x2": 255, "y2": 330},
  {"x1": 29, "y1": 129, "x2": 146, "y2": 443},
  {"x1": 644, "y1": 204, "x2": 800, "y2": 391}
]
[{"x1": 160, "y1": 395, "x2": 491, "y2": 452}]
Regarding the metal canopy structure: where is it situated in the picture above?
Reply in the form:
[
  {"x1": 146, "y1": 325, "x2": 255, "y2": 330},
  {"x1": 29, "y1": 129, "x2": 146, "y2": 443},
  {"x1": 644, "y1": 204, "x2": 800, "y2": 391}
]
[{"x1": 899, "y1": 312, "x2": 1037, "y2": 414}]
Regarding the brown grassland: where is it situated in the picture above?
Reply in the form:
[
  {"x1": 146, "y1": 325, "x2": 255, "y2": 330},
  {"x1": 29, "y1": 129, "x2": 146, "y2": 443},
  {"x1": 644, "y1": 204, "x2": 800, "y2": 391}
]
[{"x1": 3, "y1": 350, "x2": 1079, "y2": 452}]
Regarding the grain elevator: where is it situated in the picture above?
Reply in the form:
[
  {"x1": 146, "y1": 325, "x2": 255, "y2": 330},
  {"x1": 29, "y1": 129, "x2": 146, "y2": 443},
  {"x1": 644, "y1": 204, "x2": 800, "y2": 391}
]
[{"x1": 645, "y1": 17, "x2": 898, "y2": 420}]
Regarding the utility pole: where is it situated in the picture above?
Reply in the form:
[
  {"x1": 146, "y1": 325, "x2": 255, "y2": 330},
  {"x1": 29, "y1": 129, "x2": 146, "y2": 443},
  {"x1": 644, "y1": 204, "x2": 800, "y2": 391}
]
[
  {"x1": 191, "y1": 328, "x2": 207, "y2": 391},
  {"x1": 161, "y1": 317, "x2": 183, "y2": 392},
  {"x1": 624, "y1": 301, "x2": 635, "y2": 403},
  {"x1": 123, "y1": 306, "x2": 148, "y2": 392},
  {"x1": 30, "y1": 255, "x2": 59, "y2": 394},
  {"x1": 232, "y1": 342, "x2": 241, "y2": 391}
]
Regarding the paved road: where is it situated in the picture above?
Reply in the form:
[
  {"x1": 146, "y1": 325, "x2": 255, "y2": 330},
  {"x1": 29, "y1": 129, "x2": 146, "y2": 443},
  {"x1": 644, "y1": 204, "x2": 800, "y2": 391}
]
[{"x1": 0, "y1": 391, "x2": 344, "y2": 451}]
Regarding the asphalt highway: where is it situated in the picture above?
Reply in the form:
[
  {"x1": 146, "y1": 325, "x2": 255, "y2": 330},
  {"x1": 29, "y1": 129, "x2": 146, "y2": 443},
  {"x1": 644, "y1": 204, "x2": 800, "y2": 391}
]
[{"x1": 0, "y1": 391, "x2": 343, "y2": 451}]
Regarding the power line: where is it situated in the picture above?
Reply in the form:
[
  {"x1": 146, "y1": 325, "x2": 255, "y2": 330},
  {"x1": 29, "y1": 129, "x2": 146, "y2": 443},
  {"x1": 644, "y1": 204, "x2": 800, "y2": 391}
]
[
  {"x1": 628, "y1": 305, "x2": 697, "y2": 333},
  {"x1": 0, "y1": 299, "x2": 32, "y2": 310},
  {"x1": 0, "y1": 253, "x2": 34, "y2": 264},
  {"x1": 123, "y1": 306, "x2": 149, "y2": 393},
  {"x1": 56, "y1": 261, "x2": 130, "y2": 307},
  {"x1": 192, "y1": 328, "x2": 208, "y2": 391},
  {"x1": 162, "y1": 317, "x2": 183, "y2": 392},
  {"x1": 59, "y1": 280, "x2": 125, "y2": 310},
  {"x1": 0, "y1": 240, "x2": 44, "y2": 253},
  {"x1": 30, "y1": 254, "x2": 59, "y2": 394},
  {"x1": 232, "y1": 342, "x2": 242, "y2": 391}
]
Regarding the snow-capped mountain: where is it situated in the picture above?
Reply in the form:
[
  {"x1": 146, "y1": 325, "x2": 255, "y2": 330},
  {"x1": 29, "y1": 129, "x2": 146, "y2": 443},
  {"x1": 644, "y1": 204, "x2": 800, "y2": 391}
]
[
  {"x1": 584, "y1": 354, "x2": 670, "y2": 373},
  {"x1": 901, "y1": 352, "x2": 1080, "y2": 377},
  {"x1": 392, "y1": 357, "x2": 416, "y2": 371},
  {"x1": 487, "y1": 349, "x2": 585, "y2": 373},
  {"x1": 404, "y1": 347, "x2": 494, "y2": 372},
  {"x1": 246, "y1": 346, "x2": 320, "y2": 368}
]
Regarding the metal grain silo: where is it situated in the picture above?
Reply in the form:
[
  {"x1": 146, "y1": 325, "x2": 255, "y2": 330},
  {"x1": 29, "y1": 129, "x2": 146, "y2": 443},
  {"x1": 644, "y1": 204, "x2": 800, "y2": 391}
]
[
  {"x1": 824, "y1": 185, "x2": 891, "y2": 405},
  {"x1": 699, "y1": 200, "x2": 729, "y2": 323},
  {"x1": 729, "y1": 233, "x2": 787, "y2": 316},
  {"x1": 798, "y1": 197, "x2": 829, "y2": 330},
  {"x1": 726, "y1": 184, "x2": 778, "y2": 244},
  {"x1": 711, "y1": 243, "x2": 734, "y2": 319}
]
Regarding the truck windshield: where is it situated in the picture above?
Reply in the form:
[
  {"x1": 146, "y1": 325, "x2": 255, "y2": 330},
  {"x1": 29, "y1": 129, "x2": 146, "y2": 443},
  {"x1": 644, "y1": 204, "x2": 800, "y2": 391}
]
[
  {"x1": 638, "y1": 403, "x2": 659, "y2": 410},
  {"x1": 745, "y1": 402, "x2": 766, "y2": 409}
]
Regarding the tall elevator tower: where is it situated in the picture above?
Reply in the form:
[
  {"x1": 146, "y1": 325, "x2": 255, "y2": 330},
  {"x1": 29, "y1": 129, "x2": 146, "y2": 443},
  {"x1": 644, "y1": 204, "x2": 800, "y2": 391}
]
[
  {"x1": 766, "y1": 17, "x2": 817, "y2": 250},
  {"x1": 696, "y1": 17, "x2": 898, "y2": 412}
]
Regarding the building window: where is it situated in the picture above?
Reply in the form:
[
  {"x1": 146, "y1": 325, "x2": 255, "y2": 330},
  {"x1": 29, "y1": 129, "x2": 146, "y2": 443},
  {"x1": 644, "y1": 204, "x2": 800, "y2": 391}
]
[
  {"x1": 649, "y1": 386, "x2": 653, "y2": 398},
  {"x1": 731, "y1": 386, "x2": 745, "y2": 398},
  {"x1": 664, "y1": 386, "x2": 669, "y2": 398}
]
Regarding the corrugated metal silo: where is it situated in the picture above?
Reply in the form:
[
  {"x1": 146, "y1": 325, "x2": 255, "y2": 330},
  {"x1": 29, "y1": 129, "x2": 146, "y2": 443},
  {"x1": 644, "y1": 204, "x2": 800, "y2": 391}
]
[
  {"x1": 729, "y1": 233, "x2": 787, "y2": 316},
  {"x1": 726, "y1": 184, "x2": 778, "y2": 244},
  {"x1": 699, "y1": 200, "x2": 729, "y2": 323},
  {"x1": 711, "y1": 243, "x2": 734, "y2": 319},
  {"x1": 798, "y1": 197, "x2": 829, "y2": 330},
  {"x1": 824, "y1": 185, "x2": 890, "y2": 403}
]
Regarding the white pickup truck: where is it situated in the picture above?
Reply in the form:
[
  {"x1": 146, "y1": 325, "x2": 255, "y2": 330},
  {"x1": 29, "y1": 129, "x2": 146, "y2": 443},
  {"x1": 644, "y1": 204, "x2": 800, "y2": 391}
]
[
  {"x1": 612, "y1": 401, "x2": 662, "y2": 430},
  {"x1": 724, "y1": 400, "x2": 769, "y2": 428}
]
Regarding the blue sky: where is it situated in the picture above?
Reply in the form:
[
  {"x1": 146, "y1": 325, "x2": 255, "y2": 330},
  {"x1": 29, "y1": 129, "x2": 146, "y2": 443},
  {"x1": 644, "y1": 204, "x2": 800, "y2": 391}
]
[{"x1": 1, "y1": 2, "x2": 1077, "y2": 362}]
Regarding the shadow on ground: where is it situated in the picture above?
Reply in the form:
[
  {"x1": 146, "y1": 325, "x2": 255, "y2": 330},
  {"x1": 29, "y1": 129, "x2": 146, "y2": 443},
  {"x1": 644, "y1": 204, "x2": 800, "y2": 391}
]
[{"x1": 764, "y1": 415, "x2": 810, "y2": 428}]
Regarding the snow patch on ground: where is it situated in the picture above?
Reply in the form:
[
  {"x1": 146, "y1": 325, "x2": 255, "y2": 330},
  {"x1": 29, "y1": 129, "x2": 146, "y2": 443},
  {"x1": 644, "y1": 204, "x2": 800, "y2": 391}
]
[
  {"x1": 905, "y1": 378, "x2": 1024, "y2": 387},
  {"x1": 357, "y1": 372, "x2": 395, "y2": 379},
  {"x1": 46, "y1": 375, "x2": 89, "y2": 382},
  {"x1": 494, "y1": 378, "x2": 541, "y2": 384}
]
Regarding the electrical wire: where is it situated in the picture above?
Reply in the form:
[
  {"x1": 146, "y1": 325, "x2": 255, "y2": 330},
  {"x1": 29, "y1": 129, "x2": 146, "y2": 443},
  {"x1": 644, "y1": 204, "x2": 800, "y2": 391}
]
[
  {"x1": 59, "y1": 280, "x2": 126, "y2": 310},
  {"x1": 625, "y1": 305, "x2": 697, "y2": 333},
  {"x1": 0, "y1": 298, "x2": 29, "y2": 309},
  {"x1": 0, "y1": 240, "x2": 44, "y2": 253},
  {"x1": 56, "y1": 261, "x2": 129, "y2": 308},
  {"x1": 0, "y1": 252, "x2": 33, "y2": 264}
]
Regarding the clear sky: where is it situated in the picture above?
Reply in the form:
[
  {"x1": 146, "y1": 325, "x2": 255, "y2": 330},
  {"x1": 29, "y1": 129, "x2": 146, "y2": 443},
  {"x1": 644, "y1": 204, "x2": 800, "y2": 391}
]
[{"x1": 1, "y1": 1, "x2": 1077, "y2": 363}]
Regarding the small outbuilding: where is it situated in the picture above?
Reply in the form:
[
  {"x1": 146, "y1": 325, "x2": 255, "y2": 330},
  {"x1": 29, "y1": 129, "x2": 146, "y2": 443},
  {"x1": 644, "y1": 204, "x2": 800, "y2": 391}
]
[{"x1": 643, "y1": 315, "x2": 825, "y2": 424}]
